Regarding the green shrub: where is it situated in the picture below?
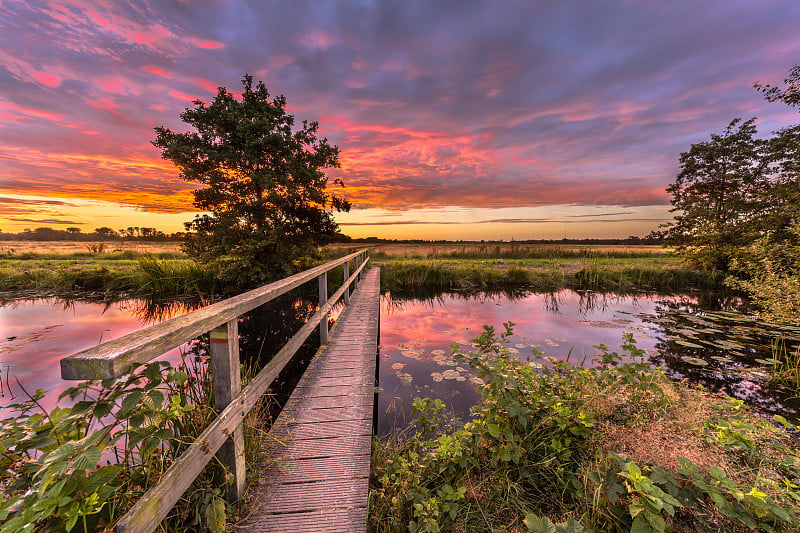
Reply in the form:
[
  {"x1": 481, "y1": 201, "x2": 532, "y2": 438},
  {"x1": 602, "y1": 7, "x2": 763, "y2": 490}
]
[{"x1": 370, "y1": 325, "x2": 800, "y2": 532}]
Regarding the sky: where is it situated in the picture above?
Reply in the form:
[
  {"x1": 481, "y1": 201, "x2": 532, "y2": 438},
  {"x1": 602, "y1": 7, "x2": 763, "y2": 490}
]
[{"x1": 1, "y1": 0, "x2": 799, "y2": 240}]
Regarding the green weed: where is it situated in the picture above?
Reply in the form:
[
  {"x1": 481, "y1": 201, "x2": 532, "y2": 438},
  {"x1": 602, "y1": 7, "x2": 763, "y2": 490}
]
[{"x1": 370, "y1": 325, "x2": 800, "y2": 532}]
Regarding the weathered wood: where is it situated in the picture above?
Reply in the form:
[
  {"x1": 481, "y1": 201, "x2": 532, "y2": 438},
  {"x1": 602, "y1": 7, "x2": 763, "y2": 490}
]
[
  {"x1": 343, "y1": 261, "x2": 350, "y2": 304},
  {"x1": 243, "y1": 267, "x2": 380, "y2": 532},
  {"x1": 114, "y1": 259, "x2": 373, "y2": 533},
  {"x1": 243, "y1": 508, "x2": 367, "y2": 532},
  {"x1": 319, "y1": 271, "x2": 328, "y2": 345},
  {"x1": 61, "y1": 248, "x2": 374, "y2": 380},
  {"x1": 265, "y1": 455, "x2": 371, "y2": 483},
  {"x1": 264, "y1": 434, "x2": 373, "y2": 460},
  {"x1": 208, "y1": 320, "x2": 245, "y2": 501}
]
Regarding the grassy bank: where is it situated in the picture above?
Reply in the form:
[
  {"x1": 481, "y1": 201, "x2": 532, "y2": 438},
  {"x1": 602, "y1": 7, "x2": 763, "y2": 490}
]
[
  {"x1": 0, "y1": 256, "x2": 219, "y2": 298},
  {"x1": 0, "y1": 244, "x2": 708, "y2": 299},
  {"x1": 370, "y1": 325, "x2": 800, "y2": 532},
  {"x1": 378, "y1": 257, "x2": 715, "y2": 293}
]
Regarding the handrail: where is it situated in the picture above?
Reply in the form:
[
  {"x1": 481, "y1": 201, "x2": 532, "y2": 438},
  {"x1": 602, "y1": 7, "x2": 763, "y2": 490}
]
[
  {"x1": 57, "y1": 247, "x2": 375, "y2": 533},
  {"x1": 60, "y1": 247, "x2": 375, "y2": 380}
]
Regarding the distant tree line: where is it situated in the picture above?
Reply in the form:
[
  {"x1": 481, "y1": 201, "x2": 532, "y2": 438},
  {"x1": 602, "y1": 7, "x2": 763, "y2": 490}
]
[
  {"x1": 0, "y1": 226, "x2": 185, "y2": 241},
  {"x1": 344, "y1": 236, "x2": 663, "y2": 245}
]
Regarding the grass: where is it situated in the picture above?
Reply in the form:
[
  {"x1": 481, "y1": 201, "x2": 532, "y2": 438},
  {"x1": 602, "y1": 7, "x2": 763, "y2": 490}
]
[
  {"x1": 378, "y1": 256, "x2": 714, "y2": 293},
  {"x1": 370, "y1": 325, "x2": 800, "y2": 532},
  {"x1": 0, "y1": 243, "x2": 714, "y2": 299}
]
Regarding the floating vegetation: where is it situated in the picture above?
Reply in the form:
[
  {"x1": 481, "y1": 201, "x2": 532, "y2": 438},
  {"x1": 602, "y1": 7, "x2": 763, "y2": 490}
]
[
  {"x1": 681, "y1": 356, "x2": 709, "y2": 366},
  {"x1": 397, "y1": 372, "x2": 413, "y2": 385},
  {"x1": 674, "y1": 340, "x2": 704, "y2": 349},
  {"x1": 398, "y1": 340, "x2": 425, "y2": 359},
  {"x1": 711, "y1": 355, "x2": 734, "y2": 363},
  {"x1": 391, "y1": 362, "x2": 406, "y2": 370}
]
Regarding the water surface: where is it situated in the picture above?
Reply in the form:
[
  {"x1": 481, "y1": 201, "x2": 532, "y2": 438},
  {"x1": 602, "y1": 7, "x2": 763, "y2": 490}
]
[{"x1": 377, "y1": 290, "x2": 800, "y2": 435}]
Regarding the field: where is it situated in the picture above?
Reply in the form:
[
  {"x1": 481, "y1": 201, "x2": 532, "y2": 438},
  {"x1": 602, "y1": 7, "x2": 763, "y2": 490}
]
[
  {"x1": 360, "y1": 242, "x2": 672, "y2": 258},
  {"x1": 0, "y1": 241, "x2": 704, "y2": 297},
  {"x1": 0, "y1": 240, "x2": 183, "y2": 256}
]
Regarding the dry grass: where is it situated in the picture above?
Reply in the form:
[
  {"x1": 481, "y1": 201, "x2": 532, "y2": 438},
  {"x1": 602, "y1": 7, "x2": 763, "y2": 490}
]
[
  {"x1": 0, "y1": 240, "x2": 183, "y2": 255},
  {"x1": 355, "y1": 242, "x2": 673, "y2": 258}
]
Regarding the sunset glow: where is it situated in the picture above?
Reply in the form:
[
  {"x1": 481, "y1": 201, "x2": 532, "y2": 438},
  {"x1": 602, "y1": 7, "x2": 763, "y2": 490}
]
[{"x1": 1, "y1": 1, "x2": 799, "y2": 239}]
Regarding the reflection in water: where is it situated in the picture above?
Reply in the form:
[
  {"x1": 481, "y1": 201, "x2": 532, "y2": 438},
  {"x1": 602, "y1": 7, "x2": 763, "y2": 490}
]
[
  {"x1": 0, "y1": 286, "x2": 331, "y2": 417},
  {"x1": 377, "y1": 289, "x2": 800, "y2": 436}
]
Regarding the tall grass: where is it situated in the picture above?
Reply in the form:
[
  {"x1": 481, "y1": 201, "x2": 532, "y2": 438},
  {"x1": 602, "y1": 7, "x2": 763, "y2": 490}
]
[
  {"x1": 132, "y1": 256, "x2": 220, "y2": 298},
  {"x1": 380, "y1": 260, "x2": 713, "y2": 293}
]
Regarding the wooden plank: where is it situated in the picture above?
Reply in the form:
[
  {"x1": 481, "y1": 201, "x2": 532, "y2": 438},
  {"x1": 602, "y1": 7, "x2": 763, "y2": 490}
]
[
  {"x1": 265, "y1": 455, "x2": 371, "y2": 483},
  {"x1": 114, "y1": 263, "x2": 373, "y2": 533},
  {"x1": 279, "y1": 406, "x2": 373, "y2": 424},
  {"x1": 243, "y1": 508, "x2": 366, "y2": 533},
  {"x1": 272, "y1": 419, "x2": 373, "y2": 440},
  {"x1": 61, "y1": 247, "x2": 374, "y2": 380},
  {"x1": 264, "y1": 434, "x2": 373, "y2": 460},
  {"x1": 283, "y1": 392, "x2": 374, "y2": 408},
  {"x1": 243, "y1": 267, "x2": 380, "y2": 532},
  {"x1": 257, "y1": 479, "x2": 368, "y2": 513}
]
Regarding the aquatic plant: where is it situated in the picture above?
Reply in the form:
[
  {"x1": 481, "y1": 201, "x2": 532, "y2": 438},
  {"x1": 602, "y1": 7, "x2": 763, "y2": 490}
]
[{"x1": 370, "y1": 325, "x2": 800, "y2": 532}]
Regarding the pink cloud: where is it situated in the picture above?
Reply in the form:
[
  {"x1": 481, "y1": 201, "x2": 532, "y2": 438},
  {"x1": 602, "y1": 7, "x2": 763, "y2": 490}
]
[
  {"x1": 0, "y1": 102, "x2": 66, "y2": 122},
  {"x1": 32, "y1": 71, "x2": 62, "y2": 87},
  {"x1": 193, "y1": 78, "x2": 220, "y2": 93},
  {"x1": 87, "y1": 97, "x2": 119, "y2": 112},
  {"x1": 169, "y1": 90, "x2": 199, "y2": 102},
  {"x1": 96, "y1": 77, "x2": 127, "y2": 93},
  {"x1": 300, "y1": 29, "x2": 334, "y2": 50},
  {"x1": 186, "y1": 37, "x2": 226, "y2": 50},
  {"x1": 142, "y1": 65, "x2": 169, "y2": 77}
]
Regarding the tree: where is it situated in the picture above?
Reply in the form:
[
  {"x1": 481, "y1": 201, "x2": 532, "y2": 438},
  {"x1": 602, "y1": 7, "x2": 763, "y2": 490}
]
[
  {"x1": 660, "y1": 115, "x2": 800, "y2": 270},
  {"x1": 660, "y1": 118, "x2": 770, "y2": 269},
  {"x1": 153, "y1": 75, "x2": 350, "y2": 287},
  {"x1": 754, "y1": 64, "x2": 800, "y2": 109}
]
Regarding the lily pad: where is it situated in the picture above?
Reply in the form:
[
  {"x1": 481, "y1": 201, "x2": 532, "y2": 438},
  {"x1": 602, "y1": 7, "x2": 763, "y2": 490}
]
[
  {"x1": 675, "y1": 340, "x2": 704, "y2": 349},
  {"x1": 680, "y1": 356, "x2": 709, "y2": 367}
]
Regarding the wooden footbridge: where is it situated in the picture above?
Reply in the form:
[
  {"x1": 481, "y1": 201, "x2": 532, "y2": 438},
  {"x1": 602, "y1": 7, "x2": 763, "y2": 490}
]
[{"x1": 60, "y1": 249, "x2": 380, "y2": 533}]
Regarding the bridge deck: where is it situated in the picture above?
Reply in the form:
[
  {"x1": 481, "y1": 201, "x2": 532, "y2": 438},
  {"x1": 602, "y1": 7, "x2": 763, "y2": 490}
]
[{"x1": 242, "y1": 267, "x2": 380, "y2": 532}]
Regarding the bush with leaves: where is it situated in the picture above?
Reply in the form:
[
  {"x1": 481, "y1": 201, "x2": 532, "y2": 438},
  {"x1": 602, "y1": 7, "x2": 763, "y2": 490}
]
[
  {"x1": 370, "y1": 324, "x2": 800, "y2": 532},
  {"x1": 0, "y1": 357, "x2": 232, "y2": 533}
]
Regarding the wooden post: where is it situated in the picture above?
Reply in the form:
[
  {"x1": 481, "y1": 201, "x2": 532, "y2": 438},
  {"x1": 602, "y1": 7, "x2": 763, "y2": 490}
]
[
  {"x1": 209, "y1": 320, "x2": 245, "y2": 501},
  {"x1": 343, "y1": 261, "x2": 350, "y2": 305},
  {"x1": 319, "y1": 272, "x2": 328, "y2": 344}
]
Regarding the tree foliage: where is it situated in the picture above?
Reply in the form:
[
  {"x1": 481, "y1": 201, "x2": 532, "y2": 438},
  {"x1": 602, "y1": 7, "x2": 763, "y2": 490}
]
[
  {"x1": 153, "y1": 75, "x2": 350, "y2": 287},
  {"x1": 754, "y1": 64, "x2": 800, "y2": 109},
  {"x1": 660, "y1": 117, "x2": 800, "y2": 270}
]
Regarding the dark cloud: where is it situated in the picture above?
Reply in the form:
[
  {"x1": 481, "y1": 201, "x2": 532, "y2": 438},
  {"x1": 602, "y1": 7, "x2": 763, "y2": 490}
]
[
  {"x1": 0, "y1": 196, "x2": 73, "y2": 206},
  {"x1": 7, "y1": 218, "x2": 82, "y2": 225}
]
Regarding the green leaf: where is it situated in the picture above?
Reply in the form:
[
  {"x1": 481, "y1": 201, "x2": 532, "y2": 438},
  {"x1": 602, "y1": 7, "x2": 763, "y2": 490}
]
[
  {"x1": 205, "y1": 497, "x2": 226, "y2": 533},
  {"x1": 72, "y1": 446, "x2": 102, "y2": 471},
  {"x1": 487, "y1": 423, "x2": 501, "y2": 438},
  {"x1": 523, "y1": 514, "x2": 556, "y2": 533}
]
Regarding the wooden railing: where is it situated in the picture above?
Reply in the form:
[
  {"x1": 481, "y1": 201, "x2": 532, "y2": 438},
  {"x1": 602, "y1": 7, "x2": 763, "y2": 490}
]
[{"x1": 59, "y1": 248, "x2": 374, "y2": 533}]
